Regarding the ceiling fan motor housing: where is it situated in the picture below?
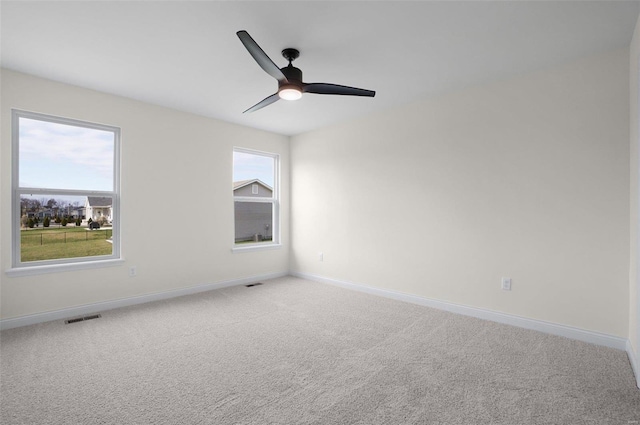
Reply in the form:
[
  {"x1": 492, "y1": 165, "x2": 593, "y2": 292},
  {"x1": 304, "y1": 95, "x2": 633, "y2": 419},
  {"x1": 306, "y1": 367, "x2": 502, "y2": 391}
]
[{"x1": 280, "y1": 65, "x2": 303, "y2": 91}]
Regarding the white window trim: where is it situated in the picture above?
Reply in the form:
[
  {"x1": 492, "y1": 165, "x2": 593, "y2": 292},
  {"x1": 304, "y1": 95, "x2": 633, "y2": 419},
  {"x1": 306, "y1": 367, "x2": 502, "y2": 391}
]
[
  {"x1": 6, "y1": 259, "x2": 125, "y2": 277},
  {"x1": 8, "y1": 109, "x2": 122, "y2": 275},
  {"x1": 232, "y1": 147, "x2": 280, "y2": 251}
]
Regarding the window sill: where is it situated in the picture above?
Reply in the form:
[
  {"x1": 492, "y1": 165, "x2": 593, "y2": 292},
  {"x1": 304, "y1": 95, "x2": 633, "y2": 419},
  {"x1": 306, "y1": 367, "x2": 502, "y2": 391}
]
[
  {"x1": 5, "y1": 258, "x2": 125, "y2": 277},
  {"x1": 232, "y1": 243, "x2": 282, "y2": 253}
]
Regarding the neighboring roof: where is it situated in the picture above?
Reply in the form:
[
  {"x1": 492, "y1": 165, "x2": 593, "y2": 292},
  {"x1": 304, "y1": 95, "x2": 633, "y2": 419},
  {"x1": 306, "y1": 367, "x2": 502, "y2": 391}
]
[
  {"x1": 86, "y1": 196, "x2": 112, "y2": 207},
  {"x1": 233, "y1": 179, "x2": 273, "y2": 192}
]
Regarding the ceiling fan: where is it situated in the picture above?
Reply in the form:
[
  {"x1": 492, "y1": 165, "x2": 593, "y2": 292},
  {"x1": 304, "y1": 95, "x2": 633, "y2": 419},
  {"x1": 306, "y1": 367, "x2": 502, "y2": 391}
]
[{"x1": 237, "y1": 30, "x2": 376, "y2": 113}]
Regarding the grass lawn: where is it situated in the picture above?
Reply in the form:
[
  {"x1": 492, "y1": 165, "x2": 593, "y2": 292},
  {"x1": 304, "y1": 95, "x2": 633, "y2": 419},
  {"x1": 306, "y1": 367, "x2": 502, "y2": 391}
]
[{"x1": 21, "y1": 227, "x2": 112, "y2": 262}]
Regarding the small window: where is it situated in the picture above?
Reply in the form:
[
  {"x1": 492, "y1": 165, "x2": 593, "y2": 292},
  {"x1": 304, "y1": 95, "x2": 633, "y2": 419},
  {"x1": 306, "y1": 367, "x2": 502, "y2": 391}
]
[
  {"x1": 233, "y1": 148, "x2": 278, "y2": 247},
  {"x1": 11, "y1": 110, "x2": 120, "y2": 271}
]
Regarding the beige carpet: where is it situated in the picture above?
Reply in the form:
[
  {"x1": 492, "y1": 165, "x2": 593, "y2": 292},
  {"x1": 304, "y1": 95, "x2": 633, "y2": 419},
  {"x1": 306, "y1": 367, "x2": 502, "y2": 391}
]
[{"x1": 1, "y1": 276, "x2": 639, "y2": 424}]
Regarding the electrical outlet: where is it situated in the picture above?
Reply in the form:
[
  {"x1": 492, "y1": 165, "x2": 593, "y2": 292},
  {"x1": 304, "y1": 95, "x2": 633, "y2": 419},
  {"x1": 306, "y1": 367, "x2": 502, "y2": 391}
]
[
  {"x1": 501, "y1": 277, "x2": 511, "y2": 291},
  {"x1": 129, "y1": 266, "x2": 137, "y2": 277}
]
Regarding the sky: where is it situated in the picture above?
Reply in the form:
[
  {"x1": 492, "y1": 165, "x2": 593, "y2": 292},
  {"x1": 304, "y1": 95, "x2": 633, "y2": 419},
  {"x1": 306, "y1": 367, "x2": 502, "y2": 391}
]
[
  {"x1": 233, "y1": 150, "x2": 275, "y2": 188},
  {"x1": 19, "y1": 117, "x2": 115, "y2": 192}
]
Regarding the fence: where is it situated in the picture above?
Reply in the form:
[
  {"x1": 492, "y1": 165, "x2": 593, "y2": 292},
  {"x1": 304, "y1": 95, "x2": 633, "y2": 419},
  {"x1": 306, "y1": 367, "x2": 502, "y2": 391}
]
[{"x1": 21, "y1": 230, "x2": 113, "y2": 246}]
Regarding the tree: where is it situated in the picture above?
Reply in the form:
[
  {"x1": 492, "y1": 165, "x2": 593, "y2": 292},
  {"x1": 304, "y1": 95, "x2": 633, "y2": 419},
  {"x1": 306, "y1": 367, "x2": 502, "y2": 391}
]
[
  {"x1": 20, "y1": 197, "x2": 29, "y2": 214},
  {"x1": 61, "y1": 217, "x2": 68, "y2": 227},
  {"x1": 58, "y1": 200, "x2": 68, "y2": 213},
  {"x1": 43, "y1": 216, "x2": 50, "y2": 227},
  {"x1": 27, "y1": 218, "x2": 35, "y2": 228},
  {"x1": 46, "y1": 199, "x2": 57, "y2": 209},
  {"x1": 20, "y1": 198, "x2": 42, "y2": 214}
]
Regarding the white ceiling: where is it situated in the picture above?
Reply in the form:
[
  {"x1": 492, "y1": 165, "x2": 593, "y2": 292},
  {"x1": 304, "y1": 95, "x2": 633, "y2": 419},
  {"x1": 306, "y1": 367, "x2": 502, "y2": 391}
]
[{"x1": 1, "y1": 1, "x2": 638, "y2": 136}]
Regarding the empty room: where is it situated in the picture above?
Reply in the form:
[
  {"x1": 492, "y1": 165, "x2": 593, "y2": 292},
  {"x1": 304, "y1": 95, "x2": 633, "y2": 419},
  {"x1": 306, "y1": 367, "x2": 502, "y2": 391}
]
[{"x1": 2, "y1": 1, "x2": 640, "y2": 423}]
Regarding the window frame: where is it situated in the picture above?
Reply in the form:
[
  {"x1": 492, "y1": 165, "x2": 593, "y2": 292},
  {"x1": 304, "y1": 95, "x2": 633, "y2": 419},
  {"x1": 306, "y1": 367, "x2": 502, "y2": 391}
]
[
  {"x1": 232, "y1": 147, "x2": 280, "y2": 252},
  {"x1": 7, "y1": 109, "x2": 122, "y2": 276}
]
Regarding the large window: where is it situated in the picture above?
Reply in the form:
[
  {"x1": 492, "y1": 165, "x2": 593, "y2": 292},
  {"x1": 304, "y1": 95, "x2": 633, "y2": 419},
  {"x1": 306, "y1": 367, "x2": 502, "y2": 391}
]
[
  {"x1": 233, "y1": 148, "x2": 279, "y2": 248},
  {"x1": 10, "y1": 110, "x2": 120, "y2": 272}
]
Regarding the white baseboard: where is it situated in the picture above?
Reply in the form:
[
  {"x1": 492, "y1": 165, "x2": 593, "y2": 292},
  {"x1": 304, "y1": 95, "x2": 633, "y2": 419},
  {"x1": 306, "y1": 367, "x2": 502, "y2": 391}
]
[
  {"x1": 291, "y1": 271, "x2": 629, "y2": 352},
  {"x1": 628, "y1": 340, "x2": 640, "y2": 389},
  {"x1": 0, "y1": 271, "x2": 288, "y2": 330}
]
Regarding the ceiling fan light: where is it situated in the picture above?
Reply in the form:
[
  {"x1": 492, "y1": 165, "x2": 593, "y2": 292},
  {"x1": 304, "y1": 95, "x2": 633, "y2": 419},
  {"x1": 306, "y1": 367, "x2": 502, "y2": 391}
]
[{"x1": 278, "y1": 87, "x2": 302, "y2": 101}]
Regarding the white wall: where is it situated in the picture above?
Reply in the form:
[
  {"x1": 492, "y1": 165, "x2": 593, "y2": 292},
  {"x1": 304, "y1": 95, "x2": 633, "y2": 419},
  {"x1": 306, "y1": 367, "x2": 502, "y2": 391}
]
[
  {"x1": 0, "y1": 70, "x2": 290, "y2": 320},
  {"x1": 1, "y1": 46, "x2": 634, "y2": 345},
  {"x1": 291, "y1": 48, "x2": 630, "y2": 338},
  {"x1": 630, "y1": 14, "x2": 640, "y2": 383}
]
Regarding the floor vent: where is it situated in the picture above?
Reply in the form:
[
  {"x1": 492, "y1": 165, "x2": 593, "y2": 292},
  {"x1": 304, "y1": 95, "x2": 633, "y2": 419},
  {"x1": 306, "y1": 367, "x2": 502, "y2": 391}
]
[
  {"x1": 245, "y1": 282, "x2": 263, "y2": 287},
  {"x1": 65, "y1": 314, "x2": 101, "y2": 324}
]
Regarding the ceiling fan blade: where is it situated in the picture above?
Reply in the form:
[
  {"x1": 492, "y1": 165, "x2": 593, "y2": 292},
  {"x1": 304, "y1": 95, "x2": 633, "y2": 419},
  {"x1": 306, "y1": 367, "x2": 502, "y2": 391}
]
[
  {"x1": 303, "y1": 83, "x2": 375, "y2": 97},
  {"x1": 237, "y1": 30, "x2": 288, "y2": 84},
  {"x1": 243, "y1": 93, "x2": 279, "y2": 113}
]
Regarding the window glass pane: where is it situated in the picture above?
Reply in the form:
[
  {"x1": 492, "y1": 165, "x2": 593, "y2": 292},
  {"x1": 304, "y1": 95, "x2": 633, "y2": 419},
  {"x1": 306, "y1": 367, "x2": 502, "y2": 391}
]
[
  {"x1": 19, "y1": 194, "x2": 113, "y2": 262},
  {"x1": 232, "y1": 151, "x2": 274, "y2": 198},
  {"x1": 234, "y1": 201, "x2": 273, "y2": 243},
  {"x1": 232, "y1": 148, "x2": 278, "y2": 246},
  {"x1": 19, "y1": 117, "x2": 115, "y2": 191}
]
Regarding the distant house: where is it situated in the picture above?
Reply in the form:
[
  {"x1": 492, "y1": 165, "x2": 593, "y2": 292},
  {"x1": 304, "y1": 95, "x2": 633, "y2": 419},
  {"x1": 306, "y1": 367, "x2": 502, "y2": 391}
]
[
  {"x1": 35, "y1": 210, "x2": 54, "y2": 220},
  {"x1": 68, "y1": 207, "x2": 85, "y2": 219},
  {"x1": 233, "y1": 180, "x2": 273, "y2": 242},
  {"x1": 85, "y1": 197, "x2": 112, "y2": 223},
  {"x1": 233, "y1": 179, "x2": 273, "y2": 198}
]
